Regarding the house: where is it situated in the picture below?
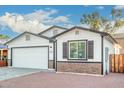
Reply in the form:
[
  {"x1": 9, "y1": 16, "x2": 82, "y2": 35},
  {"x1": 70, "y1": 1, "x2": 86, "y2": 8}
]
[
  {"x1": 113, "y1": 33, "x2": 124, "y2": 54},
  {"x1": 0, "y1": 38, "x2": 9, "y2": 51},
  {"x1": 5, "y1": 26, "x2": 120, "y2": 75},
  {"x1": 0, "y1": 38, "x2": 8, "y2": 61}
]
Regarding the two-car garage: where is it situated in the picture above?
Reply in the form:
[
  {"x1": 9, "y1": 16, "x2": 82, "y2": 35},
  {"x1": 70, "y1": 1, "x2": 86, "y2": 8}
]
[
  {"x1": 5, "y1": 32, "x2": 52, "y2": 70},
  {"x1": 11, "y1": 46, "x2": 48, "y2": 69}
]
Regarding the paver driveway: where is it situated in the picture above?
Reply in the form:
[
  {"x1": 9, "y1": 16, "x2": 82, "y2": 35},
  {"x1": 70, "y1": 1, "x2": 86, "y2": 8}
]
[
  {"x1": 0, "y1": 72, "x2": 124, "y2": 88},
  {"x1": 0, "y1": 67, "x2": 42, "y2": 81}
]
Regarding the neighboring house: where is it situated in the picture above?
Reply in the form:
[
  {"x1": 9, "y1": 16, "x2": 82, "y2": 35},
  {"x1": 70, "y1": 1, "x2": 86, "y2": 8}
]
[
  {"x1": 0, "y1": 38, "x2": 8, "y2": 60},
  {"x1": 5, "y1": 26, "x2": 120, "y2": 75},
  {"x1": 113, "y1": 33, "x2": 124, "y2": 54}
]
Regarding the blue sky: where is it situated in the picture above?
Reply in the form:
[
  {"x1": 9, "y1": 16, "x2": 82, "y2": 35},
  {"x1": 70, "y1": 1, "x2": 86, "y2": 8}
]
[
  {"x1": 0, "y1": 5, "x2": 124, "y2": 38},
  {"x1": 0, "y1": 5, "x2": 116, "y2": 24}
]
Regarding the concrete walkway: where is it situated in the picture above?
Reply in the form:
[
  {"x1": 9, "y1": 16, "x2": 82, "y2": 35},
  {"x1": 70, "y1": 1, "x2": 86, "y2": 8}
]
[
  {"x1": 0, "y1": 72, "x2": 124, "y2": 88},
  {"x1": 0, "y1": 67, "x2": 43, "y2": 81}
]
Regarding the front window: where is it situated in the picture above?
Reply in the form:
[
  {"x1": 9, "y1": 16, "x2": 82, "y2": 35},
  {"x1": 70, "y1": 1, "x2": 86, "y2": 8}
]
[{"x1": 69, "y1": 40, "x2": 87, "y2": 59}]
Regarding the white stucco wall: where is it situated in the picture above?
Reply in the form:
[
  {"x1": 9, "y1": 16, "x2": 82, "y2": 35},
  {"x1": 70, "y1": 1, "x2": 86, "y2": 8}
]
[
  {"x1": 7, "y1": 34, "x2": 50, "y2": 48},
  {"x1": 6, "y1": 33, "x2": 53, "y2": 65},
  {"x1": 56, "y1": 28, "x2": 102, "y2": 62},
  {"x1": 103, "y1": 37, "x2": 115, "y2": 75}
]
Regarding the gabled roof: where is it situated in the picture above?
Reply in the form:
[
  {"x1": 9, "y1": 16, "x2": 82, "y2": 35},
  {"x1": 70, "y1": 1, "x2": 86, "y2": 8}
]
[
  {"x1": 52, "y1": 26, "x2": 118, "y2": 43},
  {"x1": 38, "y1": 25, "x2": 67, "y2": 35},
  {"x1": 5, "y1": 31, "x2": 52, "y2": 45}
]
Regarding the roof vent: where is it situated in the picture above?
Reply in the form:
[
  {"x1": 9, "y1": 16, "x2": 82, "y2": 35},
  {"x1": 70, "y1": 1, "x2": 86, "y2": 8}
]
[
  {"x1": 75, "y1": 30, "x2": 79, "y2": 35},
  {"x1": 25, "y1": 34, "x2": 30, "y2": 41}
]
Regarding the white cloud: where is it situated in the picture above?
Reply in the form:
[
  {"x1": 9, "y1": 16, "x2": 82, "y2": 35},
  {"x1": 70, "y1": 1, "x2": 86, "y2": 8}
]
[
  {"x1": 0, "y1": 12, "x2": 50, "y2": 33},
  {"x1": 62, "y1": 24, "x2": 74, "y2": 28},
  {"x1": 78, "y1": 24, "x2": 90, "y2": 28},
  {"x1": 24, "y1": 9, "x2": 70, "y2": 24},
  {"x1": 46, "y1": 15, "x2": 70, "y2": 24},
  {"x1": 0, "y1": 9, "x2": 71, "y2": 33},
  {"x1": 97, "y1": 6, "x2": 104, "y2": 9},
  {"x1": 24, "y1": 9, "x2": 58, "y2": 22},
  {"x1": 114, "y1": 5, "x2": 124, "y2": 9},
  {"x1": 54, "y1": 16, "x2": 70, "y2": 23}
]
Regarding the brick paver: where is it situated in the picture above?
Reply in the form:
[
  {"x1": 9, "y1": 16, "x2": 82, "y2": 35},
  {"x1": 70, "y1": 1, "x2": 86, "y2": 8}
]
[{"x1": 0, "y1": 72, "x2": 124, "y2": 88}]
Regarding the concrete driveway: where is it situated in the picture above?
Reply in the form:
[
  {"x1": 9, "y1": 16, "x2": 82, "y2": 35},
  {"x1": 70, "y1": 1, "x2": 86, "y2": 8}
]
[
  {"x1": 0, "y1": 72, "x2": 124, "y2": 88},
  {"x1": 0, "y1": 67, "x2": 43, "y2": 81}
]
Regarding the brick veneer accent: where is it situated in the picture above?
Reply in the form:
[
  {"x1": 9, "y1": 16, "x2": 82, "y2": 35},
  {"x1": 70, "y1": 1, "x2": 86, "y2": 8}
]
[
  {"x1": 48, "y1": 60, "x2": 54, "y2": 69},
  {"x1": 57, "y1": 62, "x2": 102, "y2": 74}
]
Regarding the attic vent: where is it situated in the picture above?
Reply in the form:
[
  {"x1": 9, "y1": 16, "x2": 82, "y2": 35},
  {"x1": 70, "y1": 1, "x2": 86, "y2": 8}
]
[
  {"x1": 25, "y1": 34, "x2": 30, "y2": 41},
  {"x1": 53, "y1": 29, "x2": 58, "y2": 35},
  {"x1": 75, "y1": 30, "x2": 79, "y2": 35}
]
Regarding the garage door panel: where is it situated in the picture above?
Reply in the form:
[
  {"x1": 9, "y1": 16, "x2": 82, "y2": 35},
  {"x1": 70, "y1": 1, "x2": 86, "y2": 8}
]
[{"x1": 12, "y1": 47, "x2": 48, "y2": 69}]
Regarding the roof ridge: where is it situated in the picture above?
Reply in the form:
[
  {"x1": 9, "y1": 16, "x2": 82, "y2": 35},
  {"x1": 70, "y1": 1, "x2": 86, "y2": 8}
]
[{"x1": 38, "y1": 25, "x2": 68, "y2": 35}]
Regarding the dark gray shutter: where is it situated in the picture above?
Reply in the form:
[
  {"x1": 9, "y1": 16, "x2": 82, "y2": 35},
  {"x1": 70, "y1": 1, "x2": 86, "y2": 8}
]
[
  {"x1": 88, "y1": 41, "x2": 94, "y2": 59},
  {"x1": 63, "y1": 42, "x2": 68, "y2": 59}
]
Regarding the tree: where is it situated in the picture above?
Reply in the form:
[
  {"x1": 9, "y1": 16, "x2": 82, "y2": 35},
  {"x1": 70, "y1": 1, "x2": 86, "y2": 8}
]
[
  {"x1": 81, "y1": 12, "x2": 102, "y2": 30},
  {"x1": 109, "y1": 8, "x2": 124, "y2": 33},
  {"x1": 80, "y1": 8, "x2": 124, "y2": 34},
  {"x1": 0, "y1": 34, "x2": 9, "y2": 39}
]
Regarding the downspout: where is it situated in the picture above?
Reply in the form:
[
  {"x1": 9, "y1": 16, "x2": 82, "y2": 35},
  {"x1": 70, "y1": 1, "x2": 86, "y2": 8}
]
[
  {"x1": 6, "y1": 45, "x2": 8, "y2": 66},
  {"x1": 55, "y1": 40, "x2": 57, "y2": 71},
  {"x1": 53, "y1": 39, "x2": 57, "y2": 71},
  {"x1": 10, "y1": 48, "x2": 13, "y2": 66},
  {"x1": 101, "y1": 35, "x2": 104, "y2": 75},
  {"x1": 53, "y1": 40, "x2": 55, "y2": 69}
]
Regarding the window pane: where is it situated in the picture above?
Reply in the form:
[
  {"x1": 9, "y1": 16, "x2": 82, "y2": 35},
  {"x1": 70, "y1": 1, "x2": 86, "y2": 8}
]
[
  {"x1": 78, "y1": 42, "x2": 86, "y2": 58},
  {"x1": 70, "y1": 42, "x2": 78, "y2": 58}
]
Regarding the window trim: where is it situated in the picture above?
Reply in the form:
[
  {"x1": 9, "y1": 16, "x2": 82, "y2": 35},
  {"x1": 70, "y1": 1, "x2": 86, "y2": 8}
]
[{"x1": 68, "y1": 40, "x2": 87, "y2": 60}]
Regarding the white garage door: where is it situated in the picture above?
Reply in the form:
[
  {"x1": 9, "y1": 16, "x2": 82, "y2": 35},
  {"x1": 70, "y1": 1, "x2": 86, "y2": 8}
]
[{"x1": 12, "y1": 47, "x2": 48, "y2": 69}]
